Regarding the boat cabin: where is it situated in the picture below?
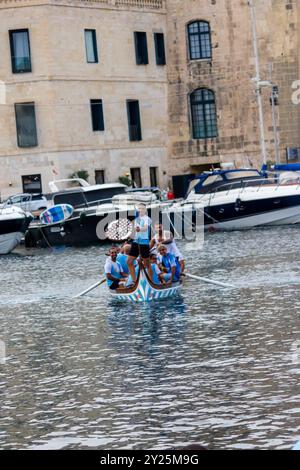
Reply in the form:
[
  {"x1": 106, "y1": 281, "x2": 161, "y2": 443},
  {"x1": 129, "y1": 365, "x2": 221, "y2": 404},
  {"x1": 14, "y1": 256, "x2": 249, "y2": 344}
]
[
  {"x1": 186, "y1": 169, "x2": 263, "y2": 197},
  {"x1": 48, "y1": 179, "x2": 127, "y2": 209}
]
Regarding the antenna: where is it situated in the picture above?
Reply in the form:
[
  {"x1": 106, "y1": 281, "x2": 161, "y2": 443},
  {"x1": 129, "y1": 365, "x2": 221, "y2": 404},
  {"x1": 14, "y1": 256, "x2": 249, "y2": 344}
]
[{"x1": 248, "y1": 0, "x2": 267, "y2": 165}]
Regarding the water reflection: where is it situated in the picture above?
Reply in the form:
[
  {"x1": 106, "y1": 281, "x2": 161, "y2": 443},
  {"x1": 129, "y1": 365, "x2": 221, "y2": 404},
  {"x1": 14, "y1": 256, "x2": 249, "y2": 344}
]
[
  {"x1": 0, "y1": 228, "x2": 299, "y2": 450},
  {"x1": 106, "y1": 300, "x2": 187, "y2": 370}
]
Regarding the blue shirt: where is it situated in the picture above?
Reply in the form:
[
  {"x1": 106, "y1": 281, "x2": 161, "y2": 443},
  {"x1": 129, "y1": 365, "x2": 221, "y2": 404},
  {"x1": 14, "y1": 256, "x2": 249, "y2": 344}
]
[
  {"x1": 158, "y1": 253, "x2": 181, "y2": 282},
  {"x1": 151, "y1": 264, "x2": 162, "y2": 285},
  {"x1": 116, "y1": 253, "x2": 129, "y2": 275},
  {"x1": 134, "y1": 215, "x2": 152, "y2": 245}
]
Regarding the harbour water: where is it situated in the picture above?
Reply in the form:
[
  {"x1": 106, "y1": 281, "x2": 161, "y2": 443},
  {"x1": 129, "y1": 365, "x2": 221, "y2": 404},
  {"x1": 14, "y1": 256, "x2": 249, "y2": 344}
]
[{"x1": 0, "y1": 227, "x2": 299, "y2": 449}]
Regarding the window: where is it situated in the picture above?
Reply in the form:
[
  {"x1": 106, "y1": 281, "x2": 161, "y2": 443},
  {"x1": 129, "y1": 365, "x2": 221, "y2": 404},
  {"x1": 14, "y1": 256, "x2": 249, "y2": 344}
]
[
  {"x1": 127, "y1": 100, "x2": 142, "y2": 141},
  {"x1": 90, "y1": 99, "x2": 104, "y2": 131},
  {"x1": 225, "y1": 171, "x2": 261, "y2": 180},
  {"x1": 54, "y1": 187, "x2": 126, "y2": 207},
  {"x1": 202, "y1": 175, "x2": 224, "y2": 186},
  {"x1": 190, "y1": 89, "x2": 218, "y2": 139},
  {"x1": 85, "y1": 29, "x2": 98, "y2": 63},
  {"x1": 150, "y1": 167, "x2": 158, "y2": 187},
  {"x1": 154, "y1": 33, "x2": 166, "y2": 66},
  {"x1": 130, "y1": 168, "x2": 142, "y2": 188},
  {"x1": 95, "y1": 170, "x2": 105, "y2": 184},
  {"x1": 134, "y1": 32, "x2": 148, "y2": 65},
  {"x1": 9, "y1": 29, "x2": 31, "y2": 73},
  {"x1": 15, "y1": 102, "x2": 38, "y2": 147},
  {"x1": 22, "y1": 174, "x2": 42, "y2": 193},
  {"x1": 187, "y1": 21, "x2": 212, "y2": 60}
]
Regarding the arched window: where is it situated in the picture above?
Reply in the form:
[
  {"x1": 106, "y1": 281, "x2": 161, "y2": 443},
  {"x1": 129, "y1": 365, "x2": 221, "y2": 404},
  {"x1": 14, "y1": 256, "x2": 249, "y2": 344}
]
[
  {"x1": 190, "y1": 89, "x2": 218, "y2": 139},
  {"x1": 187, "y1": 21, "x2": 212, "y2": 60}
]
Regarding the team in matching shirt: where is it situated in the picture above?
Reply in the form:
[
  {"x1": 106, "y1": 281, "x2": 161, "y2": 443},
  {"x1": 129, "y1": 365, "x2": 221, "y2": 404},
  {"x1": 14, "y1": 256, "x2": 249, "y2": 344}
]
[{"x1": 104, "y1": 204, "x2": 185, "y2": 290}]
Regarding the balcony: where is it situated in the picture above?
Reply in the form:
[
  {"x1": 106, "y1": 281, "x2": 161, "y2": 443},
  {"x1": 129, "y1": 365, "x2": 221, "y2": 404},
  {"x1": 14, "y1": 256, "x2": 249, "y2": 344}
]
[{"x1": 0, "y1": 0, "x2": 165, "y2": 9}]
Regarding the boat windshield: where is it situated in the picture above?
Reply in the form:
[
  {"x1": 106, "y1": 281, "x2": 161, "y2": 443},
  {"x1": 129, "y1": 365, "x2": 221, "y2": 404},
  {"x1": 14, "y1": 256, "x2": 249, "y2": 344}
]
[
  {"x1": 84, "y1": 187, "x2": 126, "y2": 203},
  {"x1": 187, "y1": 179, "x2": 202, "y2": 195},
  {"x1": 53, "y1": 187, "x2": 126, "y2": 208},
  {"x1": 53, "y1": 191, "x2": 86, "y2": 207},
  {"x1": 202, "y1": 175, "x2": 224, "y2": 186},
  {"x1": 225, "y1": 170, "x2": 260, "y2": 180}
]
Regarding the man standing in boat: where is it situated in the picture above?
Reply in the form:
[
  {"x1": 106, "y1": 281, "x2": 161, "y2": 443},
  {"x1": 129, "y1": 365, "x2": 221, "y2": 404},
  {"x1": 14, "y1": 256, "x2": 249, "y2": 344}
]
[{"x1": 127, "y1": 203, "x2": 152, "y2": 283}]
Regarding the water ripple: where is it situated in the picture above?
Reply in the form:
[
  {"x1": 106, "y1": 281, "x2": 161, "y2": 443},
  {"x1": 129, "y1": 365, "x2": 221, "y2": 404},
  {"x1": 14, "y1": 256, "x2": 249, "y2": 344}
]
[{"x1": 0, "y1": 228, "x2": 300, "y2": 449}]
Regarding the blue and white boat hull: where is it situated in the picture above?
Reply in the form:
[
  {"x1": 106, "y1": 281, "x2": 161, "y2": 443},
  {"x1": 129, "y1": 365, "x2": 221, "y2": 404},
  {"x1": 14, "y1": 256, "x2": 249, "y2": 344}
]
[{"x1": 110, "y1": 267, "x2": 181, "y2": 303}]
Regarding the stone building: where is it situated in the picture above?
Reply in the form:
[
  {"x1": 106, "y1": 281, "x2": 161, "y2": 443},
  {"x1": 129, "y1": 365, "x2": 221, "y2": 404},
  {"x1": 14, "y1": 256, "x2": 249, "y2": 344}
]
[
  {"x1": 1, "y1": 0, "x2": 300, "y2": 198},
  {"x1": 166, "y1": 0, "x2": 300, "y2": 182},
  {"x1": 0, "y1": 0, "x2": 168, "y2": 198}
]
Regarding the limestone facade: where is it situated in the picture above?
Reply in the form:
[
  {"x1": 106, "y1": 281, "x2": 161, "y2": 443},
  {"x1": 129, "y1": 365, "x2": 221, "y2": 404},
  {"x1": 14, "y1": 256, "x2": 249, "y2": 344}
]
[
  {"x1": 0, "y1": 0, "x2": 168, "y2": 197},
  {"x1": 166, "y1": 0, "x2": 300, "y2": 177},
  {"x1": 1, "y1": 0, "x2": 300, "y2": 197}
]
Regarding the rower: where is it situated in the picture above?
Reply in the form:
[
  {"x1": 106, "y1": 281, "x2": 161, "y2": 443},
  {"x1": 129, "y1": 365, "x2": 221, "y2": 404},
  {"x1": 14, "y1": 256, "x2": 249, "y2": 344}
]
[
  {"x1": 104, "y1": 247, "x2": 127, "y2": 290},
  {"x1": 149, "y1": 253, "x2": 164, "y2": 285},
  {"x1": 150, "y1": 223, "x2": 185, "y2": 274},
  {"x1": 116, "y1": 243, "x2": 132, "y2": 275},
  {"x1": 157, "y1": 244, "x2": 181, "y2": 284},
  {"x1": 127, "y1": 203, "x2": 153, "y2": 282}
]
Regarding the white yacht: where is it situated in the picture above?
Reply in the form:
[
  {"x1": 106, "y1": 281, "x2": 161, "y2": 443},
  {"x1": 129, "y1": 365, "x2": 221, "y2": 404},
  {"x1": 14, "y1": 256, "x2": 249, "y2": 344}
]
[
  {"x1": 0, "y1": 205, "x2": 33, "y2": 254},
  {"x1": 163, "y1": 168, "x2": 300, "y2": 231}
]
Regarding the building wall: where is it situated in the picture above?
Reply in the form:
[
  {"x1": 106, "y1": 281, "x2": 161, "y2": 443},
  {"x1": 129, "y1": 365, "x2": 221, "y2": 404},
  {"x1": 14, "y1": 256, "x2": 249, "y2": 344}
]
[
  {"x1": 166, "y1": 0, "x2": 300, "y2": 177},
  {"x1": 1, "y1": 0, "x2": 300, "y2": 198},
  {"x1": 0, "y1": 0, "x2": 168, "y2": 198}
]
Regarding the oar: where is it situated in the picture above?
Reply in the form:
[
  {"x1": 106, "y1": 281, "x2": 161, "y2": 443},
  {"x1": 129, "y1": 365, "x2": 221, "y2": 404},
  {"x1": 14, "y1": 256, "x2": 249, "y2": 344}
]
[
  {"x1": 74, "y1": 278, "x2": 106, "y2": 298},
  {"x1": 185, "y1": 272, "x2": 234, "y2": 288}
]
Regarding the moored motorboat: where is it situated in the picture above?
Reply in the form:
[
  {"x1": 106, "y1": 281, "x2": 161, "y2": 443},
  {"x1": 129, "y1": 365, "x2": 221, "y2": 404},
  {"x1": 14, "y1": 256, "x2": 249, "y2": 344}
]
[
  {"x1": 26, "y1": 179, "x2": 171, "y2": 248},
  {"x1": 110, "y1": 265, "x2": 182, "y2": 302},
  {"x1": 0, "y1": 206, "x2": 33, "y2": 254},
  {"x1": 163, "y1": 168, "x2": 300, "y2": 231}
]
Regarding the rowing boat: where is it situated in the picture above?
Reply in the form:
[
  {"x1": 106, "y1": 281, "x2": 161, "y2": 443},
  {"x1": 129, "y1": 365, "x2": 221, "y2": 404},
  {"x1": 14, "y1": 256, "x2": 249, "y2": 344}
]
[{"x1": 110, "y1": 265, "x2": 182, "y2": 302}]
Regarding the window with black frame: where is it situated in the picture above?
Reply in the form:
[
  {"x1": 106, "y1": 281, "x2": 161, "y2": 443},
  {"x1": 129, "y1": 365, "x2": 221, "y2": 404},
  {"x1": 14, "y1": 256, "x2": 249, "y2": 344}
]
[
  {"x1": 22, "y1": 174, "x2": 42, "y2": 193},
  {"x1": 9, "y1": 29, "x2": 32, "y2": 73},
  {"x1": 190, "y1": 89, "x2": 218, "y2": 139},
  {"x1": 154, "y1": 33, "x2": 166, "y2": 66},
  {"x1": 134, "y1": 32, "x2": 148, "y2": 65},
  {"x1": 187, "y1": 21, "x2": 212, "y2": 60},
  {"x1": 15, "y1": 102, "x2": 38, "y2": 147},
  {"x1": 85, "y1": 29, "x2": 98, "y2": 63},
  {"x1": 127, "y1": 100, "x2": 142, "y2": 141},
  {"x1": 90, "y1": 99, "x2": 104, "y2": 131}
]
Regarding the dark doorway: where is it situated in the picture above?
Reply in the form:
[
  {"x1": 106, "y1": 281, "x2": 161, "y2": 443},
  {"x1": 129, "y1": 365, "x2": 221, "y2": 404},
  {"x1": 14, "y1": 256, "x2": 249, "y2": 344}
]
[
  {"x1": 126, "y1": 100, "x2": 142, "y2": 141},
  {"x1": 95, "y1": 170, "x2": 105, "y2": 184},
  {"x1": 149, "y1": 166, "x2": 158, "y2": 187},
  {"x1": 130, "y1": 167, "x2": 142, "y2": 188}
]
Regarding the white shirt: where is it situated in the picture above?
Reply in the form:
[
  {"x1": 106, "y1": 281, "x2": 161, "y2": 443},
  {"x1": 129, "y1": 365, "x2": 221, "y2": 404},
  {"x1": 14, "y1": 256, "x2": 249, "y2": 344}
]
[
  {"x1": 153, "y1": 232, "x2": 184, "y2": 261},
  {"x1": 104, "y1": 258, "x2": 123, "y2": 276}
]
